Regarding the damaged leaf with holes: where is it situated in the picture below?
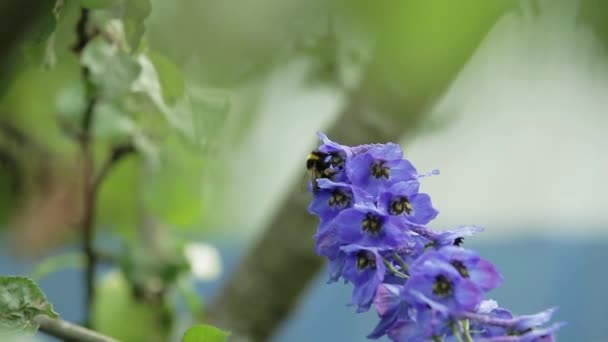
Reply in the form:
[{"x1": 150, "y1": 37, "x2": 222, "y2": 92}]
[{"x1": 0, "y1": 276, "x2": 58, "y2": 332}]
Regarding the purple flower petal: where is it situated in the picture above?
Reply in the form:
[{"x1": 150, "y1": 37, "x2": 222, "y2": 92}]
[
  {"x1": 388, "y1": 159, "x2": 418, "y2": 183},
  {"x1": 469, "y1": 259, "x2": 504, "y2": 292},
  {"x1": 454, "y1": 278, "x2": 484, "y2": 311},
  {"x1": 373, "y1": 283, "x2": 403, "y2": 316},
  {"x1": 369, "y1": 143, "x2": 403, "y2": 160},
  {"x1": 407, "y1": 193, "x2": 439, "y2": 225}
]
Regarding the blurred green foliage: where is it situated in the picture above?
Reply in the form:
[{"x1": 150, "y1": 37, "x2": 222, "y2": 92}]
[{"x1": 182, "y1": 324, "x2": 229, "y2": 342}]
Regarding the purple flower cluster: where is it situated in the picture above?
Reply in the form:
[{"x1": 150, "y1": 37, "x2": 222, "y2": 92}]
[{"x1": 308, "y1": 133, "x2": 563, "y2": 342}]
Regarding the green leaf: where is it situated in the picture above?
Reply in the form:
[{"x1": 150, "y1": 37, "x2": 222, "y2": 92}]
[
  {"x1": 0, "y1": 276, "x2": 59, "y2": 332},
  {"x1": 132, "y1": 54, "x2": 193, "y2": 138},
  {"x1": 123, "y1": 0, "x2": 152, "y2": 51},
  {"x1": 22, "y1": 0, "x2": 64, "y2": 69},
  {"x1": 81, "y1": 37, "x2": 142, "y2": 99},
  {"x1": 148, "y1": 52, "x2": 185, "y2": 105},
  {"x1": 97, "y1": 156, "x2": 139, "y2": 235},
  {"x1": 182, "y1": 325, "x2": 229, "y2": 342},
  {"x1": 92, "y1": 270, "x2": 172, "y2": 341}
]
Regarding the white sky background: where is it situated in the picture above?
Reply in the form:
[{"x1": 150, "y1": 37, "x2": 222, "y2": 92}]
[
  {"x1": 227, "y1": 1, "x2": 608, "y2": 239},
  {"x1": 407, "y1": 1, "x2": 608, "y2": 238}
]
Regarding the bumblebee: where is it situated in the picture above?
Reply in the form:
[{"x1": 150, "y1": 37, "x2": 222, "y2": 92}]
[{"x1": 305, "y1": 150, "x2": 336, "y2": 192}]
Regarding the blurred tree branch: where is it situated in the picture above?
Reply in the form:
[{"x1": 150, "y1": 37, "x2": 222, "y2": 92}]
[
  {"x1": 206, "y1": 2, "x2": 514, "y2": 341},
  {"x1": 36, "y1": 315, "x2": 119, "y2": 342},
  {"x1": 73, "y1": 7, "x2": 100, "y2": 326}
]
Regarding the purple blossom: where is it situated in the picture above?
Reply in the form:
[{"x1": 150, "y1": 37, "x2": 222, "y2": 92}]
[
  {"x1": 434, "y1": 226, "x2": 484, "y2": 247},
  {"x1": 478, "y1": 322, "x2": 565, "y2": 342},
  {"x1": 387, "y1": 308, "x2": 451, "y2": 342},
  {"x1": 405, "y1": 257, "x2": 483, "y2": 313},
  {"x1": 306, "y1": 134, "x2": 562, "y2": 341},
  {"x1": 395, "y1": 233, "x2": 428, "y2": 264},
  {"x1": 471, "y1": 300, "x2": 514, "y2": 338},
  {"x1": 378, "y1": 180, "x2": 439, "y2": 226},
  {"x1": 510, "y1": 308, "x2": 558, "y2": 332},
  {"x1": 409, "y1": 225, "x2": 484, "y2": 248},
  {"x1": 333, "y1": 202, "x2": 411, "y2": 249},
  {"x1": 339, "y1": 245, "x2": 387, "y2": 312},
  {"x1": 368, "y1": 284, "x2": 410, "y2": 339},
  {"x1": 431, "y1": 246, "x2": 503, "y2": 292},
  {"x1": 346, "y1": 143, "x2": 418, "y2": 196},
  {"x1": 308, "y1": 178, "x2": 374, "y2": 225}
]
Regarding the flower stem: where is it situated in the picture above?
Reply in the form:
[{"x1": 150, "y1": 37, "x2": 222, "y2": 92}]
[
  {"x1": 432, "y1": 336, "x2": 444, "y2": 342},
  {"x1": 462, "y1": 319, "x2": 474, "y2": 342},
  {"x1": 393, "y1": 252, "x2": 409, "y2": 272},
  {"x1": 451, "y1": 322, "x2": 464, "y2": 342},
  {"x1": 383, "y1": 259, "x2": 409, "y2": 279}
]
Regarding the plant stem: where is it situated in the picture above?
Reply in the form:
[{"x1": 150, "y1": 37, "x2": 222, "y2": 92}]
[
  {"x1": 383, "y1": 259, "x2": 409, "y2": 279},
  {"x1": 393, "y1": 252, "x2": 409, "y2": 272},
  {"x1": 462, "y1": 319, "x2": 474, "y2": 342},
  {"x1": 74, "y1": 7, "x2": 97, "y2": 327},
  {"x1": 94, "y1": 143, "x2": 136, "y2": 189},
  {"x1": 451, "y1": 322, "x2": 464, "y2": 342},
  {"x1": 35, "y1": 315, "x2": 119, "y2": 342}
]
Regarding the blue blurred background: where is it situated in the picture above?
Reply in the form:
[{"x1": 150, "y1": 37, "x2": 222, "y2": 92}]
[{"x1": 2, "y1": 236, "x2": 606, "y2": 341}]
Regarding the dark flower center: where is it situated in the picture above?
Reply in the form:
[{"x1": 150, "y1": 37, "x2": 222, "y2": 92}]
[
  {"x1": 356, "y1": 251, "x2": 376, "y2": 270},
  {"x1": 328, "y1": 188, "x2": 352, "y2": 208},
  {"x1": 389, "y1": 196, "x2": 413, "y2": 215},
  {"x1": 451, "y1": 260, "x2": 469, "y2": 278},
  {"x1": 370, "y1": 160, "x2": 390, "y2": 179},
  {"x1": 453, "y1": 237, "x2": 465, "y2": 246},
  {"x1": 330, "y1": 152, "x2": 346, "y2": 170},
  {"x1": 361, "y1": 213, "x2": 383, "y2": 235},
  {"x1": 322, "y1": 168, "x2": 337, "y2": 178},
  {"x1": 432, "y1": 275, "x2": 453, "y2": 297}
]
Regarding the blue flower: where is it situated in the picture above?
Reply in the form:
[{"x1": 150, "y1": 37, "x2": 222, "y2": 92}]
[
  {"x1": 510, "y1": 308, "x2": 558, "y2": 332},
  {"x1": 405, "y1": 257, "x2": 483, "y2": 313},
  {"x1": 471, "y1": 300, "x2": 514, "y2": 338},
  {"x1": 317, "y1": 132, "x2": 351, "y2": 156},
  {"x1": 368, "y1": 284, "x2": 410, "y2": 339},
  {"x1": 386, "y1": 308, "x2": 451, "y2": 342},
  {"x1": 391, "y1": 233, "x2": 428, "y2": 270},
  {"x1": 339, "y1": 244, "x2": 387, "y2": 312},
  {"x1": 333, "y1": 202, "x2": 410, "y2": 249},
  {"x1": 433, "y1": 246, "x2": 503, "y2": 292},
  {"x1": 314, "y1": 226, "x2": 342, "y2": 260},
  {"x1": 346, "y1": 143, "x2": 418, "y2": 196},
  {"x1": 314, "y1": 132, "x2": 352, "y2": 182},
  {"x1": 378, "y1": 180, "x2": 439, "y2": 226},
  {"x1": 308, "y1": 178, "x2": 374, "y2": 226},
  {"x1": 306, "y1": 134, "x2": 563, "y2": 342},
  {"x1": 478, "y1": 322, "x2": 565, "y2": 342},
  {"x1": 433, "y1": 225, "x2": 485, "y2": 247}
]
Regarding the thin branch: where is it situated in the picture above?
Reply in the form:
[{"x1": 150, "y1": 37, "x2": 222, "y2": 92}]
[
  {"x1": 80, "y1": 101, "x2": 96, "y2": 327},
  {"x1": 93, "y1": 143, "x2": 136, "y2": 190},
  {"x1": 35, "y1": 315, "x2": 119, "y2": 342},
  {"x1": 73, "y1": 8, "x2": 91, "y2": 55},
  {"x1": 73, "y1": 7, "x2": 98, "y2": 327}
]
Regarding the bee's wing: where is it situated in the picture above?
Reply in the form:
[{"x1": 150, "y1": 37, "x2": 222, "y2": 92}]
[{"x1": 301, "y1": 169, "x2": 318, "y2": 193}]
